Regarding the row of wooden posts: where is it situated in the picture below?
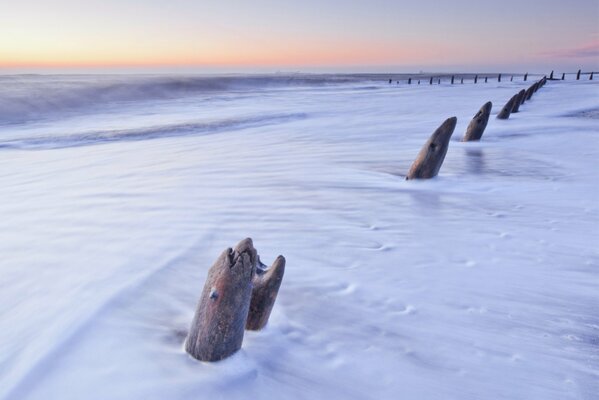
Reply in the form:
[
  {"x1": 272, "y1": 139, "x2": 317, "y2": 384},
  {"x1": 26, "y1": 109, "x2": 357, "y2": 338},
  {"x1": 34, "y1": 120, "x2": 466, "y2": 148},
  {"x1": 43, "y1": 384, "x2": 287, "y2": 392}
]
[
  {"x1": 406, "y1": 76, "x2": 548, "y2": 179},
  {"x1": 184, "y1": 76, "x2": 549, "y2": 362},
  {"x1": 389, "y1": 69, "x2": 594, "y2": 85}
]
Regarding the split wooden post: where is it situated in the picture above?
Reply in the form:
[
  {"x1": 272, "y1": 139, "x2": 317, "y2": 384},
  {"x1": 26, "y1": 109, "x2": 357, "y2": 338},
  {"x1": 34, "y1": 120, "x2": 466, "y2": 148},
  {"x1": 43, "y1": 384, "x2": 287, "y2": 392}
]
[{"x1": 185, "y1": 239, "x2": 257, "y2": 362}]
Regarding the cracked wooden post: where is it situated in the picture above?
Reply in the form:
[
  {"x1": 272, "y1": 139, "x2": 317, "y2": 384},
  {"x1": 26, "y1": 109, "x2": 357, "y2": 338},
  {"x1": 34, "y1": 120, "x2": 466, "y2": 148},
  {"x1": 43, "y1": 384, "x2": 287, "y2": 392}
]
[
  {"x1": 185, "y1": 238, "x2": 257, "y2": 362},
  {"x1": 406, "y1": 117, "x2": 457, "y2": 180},
  {"x1": 511, "y1": 90, "x2": 526, "y2": 113},
  {"x1": 462, "y1": 102, "x2": 492, "y2": 142},
  {"x1": 246, "y1": 256, "x2": 286, "y2": 331},
  {"x1": 497, "y1": 94, "x2": 517, "y2": 120}
]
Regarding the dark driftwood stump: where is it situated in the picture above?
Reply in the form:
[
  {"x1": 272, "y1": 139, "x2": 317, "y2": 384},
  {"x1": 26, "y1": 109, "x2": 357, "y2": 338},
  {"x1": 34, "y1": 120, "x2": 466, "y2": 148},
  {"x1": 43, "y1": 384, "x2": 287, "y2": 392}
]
[
  {"x1": 185, "y1": 238, "x2": 257, "y2": 362},
  {"x1": 406, "y1": 117, "x2": 457, "y2": 180},
  {"x1": 497, "y1": 95, "x2": 517, "y2": 120},
  {"x1": 246, "y1": 255, "x2": 286, "y2": 331},
  {"x1": 511, "y1": 90, "x2": 526, "y2": 113},
  {"x1": 462, "y1": 102, "x2": 492, "y2": 142}
]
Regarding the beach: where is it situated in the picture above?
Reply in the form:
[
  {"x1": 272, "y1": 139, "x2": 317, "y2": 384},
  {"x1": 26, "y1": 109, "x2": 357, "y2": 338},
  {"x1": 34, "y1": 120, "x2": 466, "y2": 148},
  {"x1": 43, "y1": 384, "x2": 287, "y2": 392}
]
[{"x1": 0, "y1": 75, "x2": 597, "y2": 400}]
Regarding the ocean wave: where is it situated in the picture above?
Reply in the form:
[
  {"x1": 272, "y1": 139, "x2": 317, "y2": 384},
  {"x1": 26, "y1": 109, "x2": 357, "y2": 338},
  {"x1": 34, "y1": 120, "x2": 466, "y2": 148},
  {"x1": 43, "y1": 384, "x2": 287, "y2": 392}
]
[
  {"x1": 0, "y1": 74, "x2": 365, "y2": 125},
  {"x1": 0, "y1": 112, "x2": 307, "y2": 150}
]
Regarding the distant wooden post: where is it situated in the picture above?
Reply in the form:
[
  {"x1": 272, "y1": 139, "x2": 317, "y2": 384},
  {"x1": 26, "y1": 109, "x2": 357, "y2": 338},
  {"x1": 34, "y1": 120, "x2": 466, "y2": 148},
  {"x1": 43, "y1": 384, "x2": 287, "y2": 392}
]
[
  {"x1": 591, "y1": 72, "x2": 594, "y2": 80},
  {"x1": 429, "y1": 77, "x2": 433, "y2": 85},
  {"x1": 497, "y1": 95, "x2": 518, "y2": 119},
  {"x1": 389, "y1": 79, "x2": 392, "y2": 84},
  {"x1": 406, "y1": 117, "x2": 457, "y2": 180},
  {"x1": 576, "y1": 69, "x2": 581, "y2": 80},
  {"x1": 498, "y1": 73, "x2": 502, "y2": 82},
  {"x1": 408, "y1": 78, "x2": 412, "y2": 84},
  {"x1": 462, "y1": 102, "x2": 492, "y2": 142},
  {"x1": 438, "y1": 78, "x2": 441, "y2": 84},
  {"x1": 524, "y1": 73, "x2": 528, "y2": 81},
  {"x1": 461, "y1": 78, "x2": 464, "y2": 84},
  {"x1": 484, "y1": 77, "x2": 488, "y2": 83},
  {"x1": 510, "y1": 76, "x2": 513, "y2": 82},
  {"x1": 549, "y1": 71, "x2": 554, "y2": 80},
  {"x1": 562, "y1": 73, "x2": 565, "y2": 80},
  {"x1": 451, "y1": 75, "x2": 455, "y2": 84},
  {"x1": 418, "y1": 80, "x2": 421, "y2": 84},
  {"x1": 511, "y1": 90, "x2": 526, "y2": 113},
  {"x1": 474, "y1": 75, "x2": 478, "y2": 84}
]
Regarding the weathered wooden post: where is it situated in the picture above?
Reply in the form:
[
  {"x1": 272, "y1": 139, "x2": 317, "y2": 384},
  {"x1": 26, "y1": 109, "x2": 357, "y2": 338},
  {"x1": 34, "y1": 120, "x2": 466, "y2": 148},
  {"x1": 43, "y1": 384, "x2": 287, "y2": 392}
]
[
  {"x1": 418, "y1": 80, "x2": 421, "y2": 84},
  {"x1": 451, "y1": 75, "x2": 455, "y2": 84},
  {"x1": 462, "y1": 102, "x2": 492, "y2": 142},
  {"x1": 591, "y1": 72, "x2": 594, "y2": 80},
  {"x1": 437, "y1": 78, "x2": 441, "y2": 85},
  {"x1": 549, "y1": 71, "x2": 554, "y2": 80},
  {"x1": 497, "y1": 94, "x2": 517, "y2": 120},
  {"x1": 406, "y1": 117, "x2": 457, "y2": 180},
  {"x1": 524, "y1": 73, "x2": 528, "y2": 81},
  {"x1": 429, "y1": 77, "x2": 433, "y2": 85},
  {"x1": 511, "y1": 90, "x2": 526, "y2": 113},
  {"x1": 484, "y1": 77, "x2": 488, "y2": 83},
  {"x1": 562, "y1": 73, "x2": 565, "y2": 80},
  {"x1": 185, "y1": 238, "x2": 257, "y2": 362},
  {"x1": 408, "y1": 78, "x2": 412, "y2": 84},
  {"x1": 474, "y1": 75, "x2": 478, "y2": 84},
  {"x1": 576, "y1": 69, "x2": 581, "y2": 80},
  {"x1": 525, "y1": 85, "x2": 535, "y2": 100},
  {"x1": 498, "y1": 73, "x2": 502, "y2": 82},
  {"x1": 246, "y1": 256, "x2": 286, "y2": 331},
  {"x1": 510, "y1": 76, "x2": 514, "y2": 82},
  {"x1": 461, "y1": 78, "x2": 464, "y2": 84}
]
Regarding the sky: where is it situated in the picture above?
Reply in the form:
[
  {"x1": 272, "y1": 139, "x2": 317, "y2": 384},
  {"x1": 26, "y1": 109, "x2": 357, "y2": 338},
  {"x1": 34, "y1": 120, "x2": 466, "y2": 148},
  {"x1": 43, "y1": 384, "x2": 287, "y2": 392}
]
[{"x1": 1, "y1": 0, "x2": 598, "y2": 73}]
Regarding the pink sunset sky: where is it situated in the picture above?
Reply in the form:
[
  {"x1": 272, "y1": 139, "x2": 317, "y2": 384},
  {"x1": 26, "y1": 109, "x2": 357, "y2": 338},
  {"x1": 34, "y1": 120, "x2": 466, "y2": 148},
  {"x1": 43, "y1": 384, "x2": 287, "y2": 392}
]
[{"x1": 1, "y1": 0, "x2": 598, "y2": 73}]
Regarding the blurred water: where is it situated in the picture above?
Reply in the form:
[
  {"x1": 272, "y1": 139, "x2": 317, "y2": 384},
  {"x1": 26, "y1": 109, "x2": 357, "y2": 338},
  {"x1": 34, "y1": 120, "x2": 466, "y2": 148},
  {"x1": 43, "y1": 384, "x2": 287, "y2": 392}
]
[{"x1": 0, "y1": 76, "x2": 597, "y2": 400}]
